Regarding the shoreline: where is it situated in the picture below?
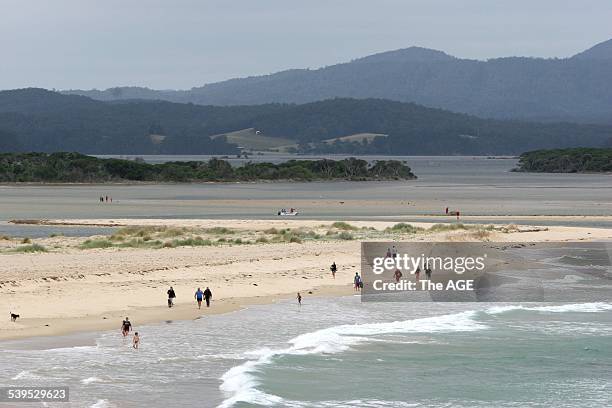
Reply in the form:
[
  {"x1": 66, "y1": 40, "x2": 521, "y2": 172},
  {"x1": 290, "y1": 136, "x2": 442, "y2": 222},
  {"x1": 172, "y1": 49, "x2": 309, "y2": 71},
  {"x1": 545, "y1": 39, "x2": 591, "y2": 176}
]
[
  {"x1": 0, "y1": 284, "x2": 353, "y2": 343},
  {"x1": 1, "y1": 217, "x2": 611, "y2": 341}
]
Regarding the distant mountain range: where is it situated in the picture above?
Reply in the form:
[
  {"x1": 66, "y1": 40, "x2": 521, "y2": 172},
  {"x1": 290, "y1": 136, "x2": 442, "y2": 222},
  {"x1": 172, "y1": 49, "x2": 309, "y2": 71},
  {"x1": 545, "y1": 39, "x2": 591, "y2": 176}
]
[
  {"x1": 1, "y1": 89, "x2": 611, "y2": 155},
  {"x1": 63, "y1": 39, "x2": 612, "y2": 124}
]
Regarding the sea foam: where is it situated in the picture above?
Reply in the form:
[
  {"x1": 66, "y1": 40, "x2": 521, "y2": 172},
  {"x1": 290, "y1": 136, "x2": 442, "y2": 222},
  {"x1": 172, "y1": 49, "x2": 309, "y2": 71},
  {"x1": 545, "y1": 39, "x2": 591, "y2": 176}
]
[
  {"x1": 218, "y1": 311, "x2": 485, "y2": 407},
  {"x1": 487, "y1": 302, "x2": 612, "y2": 315}
]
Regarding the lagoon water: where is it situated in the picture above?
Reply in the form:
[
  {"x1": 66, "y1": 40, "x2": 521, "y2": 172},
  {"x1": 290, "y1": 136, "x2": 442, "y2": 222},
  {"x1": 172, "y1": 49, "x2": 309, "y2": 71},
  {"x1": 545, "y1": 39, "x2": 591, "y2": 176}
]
[
  {"x1": 1, "y1": 157, "x2": 611, "y2": 236},
  {"x1": 1, "y1": 297, "x2": 611, "y2": 407}
]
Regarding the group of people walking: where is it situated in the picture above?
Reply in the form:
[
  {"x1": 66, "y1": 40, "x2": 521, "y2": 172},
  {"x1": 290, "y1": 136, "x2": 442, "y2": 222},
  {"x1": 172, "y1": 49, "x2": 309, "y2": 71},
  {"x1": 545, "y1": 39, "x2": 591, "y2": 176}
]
[{"x1": 166, "y1": 286, "x2": 213, "y2": 309}]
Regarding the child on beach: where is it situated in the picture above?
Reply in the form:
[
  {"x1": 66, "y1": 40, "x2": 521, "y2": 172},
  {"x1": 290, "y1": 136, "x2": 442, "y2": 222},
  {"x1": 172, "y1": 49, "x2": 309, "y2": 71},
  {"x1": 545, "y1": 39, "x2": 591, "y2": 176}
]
[{"x1": 133, "y1": 332, "x2": 140, "y2": 349}]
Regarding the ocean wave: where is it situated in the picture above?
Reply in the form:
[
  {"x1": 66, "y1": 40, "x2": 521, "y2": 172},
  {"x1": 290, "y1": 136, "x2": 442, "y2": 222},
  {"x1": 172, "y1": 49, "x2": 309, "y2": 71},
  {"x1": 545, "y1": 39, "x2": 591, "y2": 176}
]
[
  {"x1": 90, "y1": 399, "x2": 115, "y2": 408},
  {"x1": 11, "y1": 370, "x2": 42, "y2": 380},
  {"x1": 486, "y1": 302, "x2": 612, "y2": 315},
  {"x1": 157, "y1": 352, "x2": 244, "y2": 364},
  {"x1": 81, "y1": 376, "x2": 105, "y2": 385},
  {"x1": 218, "y1": 311, "x2": 485, "y2": 408}
]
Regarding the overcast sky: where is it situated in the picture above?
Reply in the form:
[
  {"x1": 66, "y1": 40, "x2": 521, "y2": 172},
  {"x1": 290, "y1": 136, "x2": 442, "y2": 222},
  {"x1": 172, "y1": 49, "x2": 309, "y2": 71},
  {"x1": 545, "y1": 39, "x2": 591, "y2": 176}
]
[{"x1": 1, "y1": 0, "x2": 611, "y2": 90}]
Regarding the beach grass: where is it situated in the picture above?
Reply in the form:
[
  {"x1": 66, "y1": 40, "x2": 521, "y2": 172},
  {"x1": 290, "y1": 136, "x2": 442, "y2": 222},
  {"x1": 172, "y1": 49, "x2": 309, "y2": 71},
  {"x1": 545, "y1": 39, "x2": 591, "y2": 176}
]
[
  {"x1": 204, "y1": 227, "x2": 235, "y2": 235},
  {"x1": 385, "y1": 223, "x2": 424, "y2": 234},
  {"x1": 337, "y1": 231, "x2": 354, "y2": 240},
  {"x1": 80, "y1": 239, "x2": 114, "y2": 249},
  {"x1": 429, "y1": 223, "x2": 468, "y2": 232},
  {"x1": 12, "y1": 243, "x2": 47, "y2": 253},
  {"x1": 331, "y1": 221, "x2": 358, "y2": 231}
]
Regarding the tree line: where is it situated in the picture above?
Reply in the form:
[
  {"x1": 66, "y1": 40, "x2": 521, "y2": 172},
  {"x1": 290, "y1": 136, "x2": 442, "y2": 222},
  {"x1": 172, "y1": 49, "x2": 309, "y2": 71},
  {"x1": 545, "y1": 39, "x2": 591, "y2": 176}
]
[
  {"x1": 0, "y1": 152, "x2": 417, "y2": 182},
  {"x1": 514, "y1": 148, "x2": 612, "y2": 173}
]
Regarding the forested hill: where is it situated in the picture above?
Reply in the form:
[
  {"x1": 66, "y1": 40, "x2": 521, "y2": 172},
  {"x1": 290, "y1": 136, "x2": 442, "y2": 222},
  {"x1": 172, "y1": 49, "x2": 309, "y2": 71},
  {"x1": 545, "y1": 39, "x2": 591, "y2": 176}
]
[
  {"x1": 64, "y1": 39, "x2": 612, "y2": 124},
  {"x1": 1, "y1": 89, "x2": 611, "y2": 155},
  {"x1": 514, "y1": 148, "x2": 612, "y2": 173}
]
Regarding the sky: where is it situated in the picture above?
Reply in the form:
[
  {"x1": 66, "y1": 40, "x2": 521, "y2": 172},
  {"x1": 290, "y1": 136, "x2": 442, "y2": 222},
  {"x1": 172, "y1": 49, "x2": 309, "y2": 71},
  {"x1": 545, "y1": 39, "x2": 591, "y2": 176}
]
[{"x1": 1, "y1": 0, "x2": 611, "y2": 90}]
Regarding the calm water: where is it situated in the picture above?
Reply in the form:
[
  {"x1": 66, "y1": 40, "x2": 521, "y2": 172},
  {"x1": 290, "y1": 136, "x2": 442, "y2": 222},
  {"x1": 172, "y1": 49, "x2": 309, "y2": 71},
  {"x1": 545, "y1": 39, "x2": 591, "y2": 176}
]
[
  {"x1": 1, "y1": 157, "x2": 611, "y2": 237},
  {"x1": 1, "y1": 297, "x2": 610, "y2": 407}
]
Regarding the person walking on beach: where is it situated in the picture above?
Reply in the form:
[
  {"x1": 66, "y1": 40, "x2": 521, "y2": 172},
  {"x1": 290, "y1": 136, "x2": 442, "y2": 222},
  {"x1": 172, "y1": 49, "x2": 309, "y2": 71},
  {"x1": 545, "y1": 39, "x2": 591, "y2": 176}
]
[
  {"x1": 167, "y1": 286, "x2": 176, "y2": 308},
  {"x1": 394, "y1": 269, "x2": 403, "y2": 283},
  {"x1": 194, "y1": 288, "x2": 204, "y2": 309},
  {"x1": 121, "y1": 317, "x2": 132, "y2": 337},
  {"x1": 203, "y1": 287, "x2": 213, "y2": 308},
  {"x1": 415, "y1": 267, "x2": 421, "y2": 282},
  {"x1": 132, "y1": 332, "x2": 140, "y2": 349},
  {"x1": 386, "y1": 248, "x2": 392, "y2": 258},
  {"x1": 425, "y1": 265, "x2": 432, "y2": 280},
  {"x1": 330, "y1": 262, "x2": 337, "y2": 279},
  {"x1": 354, "y1": 273, "x2": 362, "y2": 291},
  {"x1": 391, "y1": 245, "x2": 398, "y2": 259},
  {"x1": 297, "y1": 292, "x2": 302, "y2": 306}
]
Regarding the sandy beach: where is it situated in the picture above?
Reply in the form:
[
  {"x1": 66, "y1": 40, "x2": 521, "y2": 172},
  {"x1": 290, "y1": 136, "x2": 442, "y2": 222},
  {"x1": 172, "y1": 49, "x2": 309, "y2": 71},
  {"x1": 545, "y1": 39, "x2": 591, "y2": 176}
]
[{"x1": 1, "y1": 218, "x2": 610, "y2": 340}]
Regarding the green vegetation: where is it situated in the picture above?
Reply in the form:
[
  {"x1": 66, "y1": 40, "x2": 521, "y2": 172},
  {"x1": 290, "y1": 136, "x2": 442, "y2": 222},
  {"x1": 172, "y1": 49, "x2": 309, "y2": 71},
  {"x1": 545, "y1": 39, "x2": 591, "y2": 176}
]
[
  {"x1": 428, "y1": 223, "x2": 468, "y2": 232},
  {"x1": 80, "y1": 239, "x2": 114, "y2": 249},
  {"x1": 386, "y1": 223, "x2": 424, "y2": 234},
  {"x1": 0, "y1": 152, "x2": 416, "y2": 182},
  {"x1": 337, "y1": 232, "x2": 354, "y2": 240},
  {"x1": 12, "y1": 243, "x2": 47, "y2": 253},
  {"x1": 331, "y1": 222, "x2": 358, "y2": 231},
  {"x1": 515, "y1": 148, "x2": 612, "y2": 173}
]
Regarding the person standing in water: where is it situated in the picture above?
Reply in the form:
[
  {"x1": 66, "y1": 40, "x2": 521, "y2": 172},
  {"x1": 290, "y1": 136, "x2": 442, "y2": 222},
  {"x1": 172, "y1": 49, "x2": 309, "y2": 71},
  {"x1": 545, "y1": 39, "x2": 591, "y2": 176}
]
[
  {"x1": 167, "y1": 286, "x2": 176, "y2": 308},
  {"x1": 425, "y1": 265, "x2": 432, "y2": 280},
  {"x1": 203, "y1": 287, "x2": 213, "y2": 308},
  {"x1": 132, "y1": 332, "x2": 140, "y2": 349},
  {"x1": 121, "y1": 317, "x2": 132, "y2": 337},
  {"x1": 330, "y1": 262, "x2": 337, "y2": 279},
  {"x1": 194, "y1": 288, "x2": 204, "y2": 309},
  {"x1": 297, "y1": 292, "x2": 302, "y2": 306}
]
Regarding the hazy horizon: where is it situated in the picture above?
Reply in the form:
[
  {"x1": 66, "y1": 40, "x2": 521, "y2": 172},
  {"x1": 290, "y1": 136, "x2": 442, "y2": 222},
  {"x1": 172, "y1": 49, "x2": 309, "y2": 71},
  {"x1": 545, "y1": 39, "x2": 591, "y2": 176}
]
[{"x1": 1, "y1": 0, "x2": 612, "y2": 91}]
